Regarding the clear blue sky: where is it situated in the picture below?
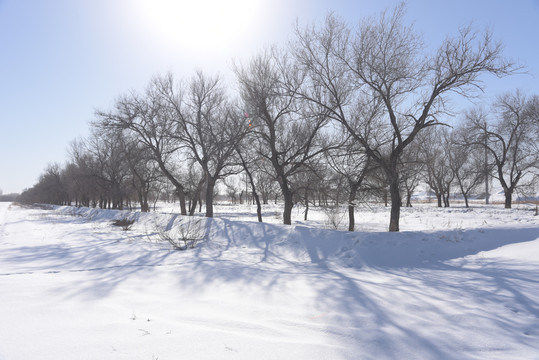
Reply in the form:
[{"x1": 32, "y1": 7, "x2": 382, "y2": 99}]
[{"x1": 1, "y1": 0, "x2": 538, "y2": 194}]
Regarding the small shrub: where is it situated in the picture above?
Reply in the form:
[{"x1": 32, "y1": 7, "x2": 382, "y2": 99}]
[
  {"x1": 112, "y1": 218, "x2": 135, "y2": 231},
  {"x1": 323, "y1": 205, "x2": 346, "y2": 230},
  {"x1": 157, "y1": 217, "x2": 205, "y2": 250}
]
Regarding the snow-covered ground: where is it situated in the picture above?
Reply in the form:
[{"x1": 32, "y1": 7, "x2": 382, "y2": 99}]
[
  {"x1": 0, "y1": 202, "x2": 538, "y2": 359},
  {"x1": 161, "y1": 201, "x2": 539, "y2": 232}
]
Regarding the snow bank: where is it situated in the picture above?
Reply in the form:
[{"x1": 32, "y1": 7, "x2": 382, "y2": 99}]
[{"x1": 48, "y1": 205, "x2": 539, "y2": 270}]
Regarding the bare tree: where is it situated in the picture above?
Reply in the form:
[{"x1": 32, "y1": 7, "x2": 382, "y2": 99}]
[
  {"x1": 18, "y1": 163, "x2": 70, "y2": 206},
  {"x1": 161, "y1": 72, "x2": 247, "y2": 218},
  {"x1": 325, "y1": 134, "x2": 372, "y2": 231},
  {"x1": 121, "y1": 132, "x2": 163, "y2": 212},
  {"x1": 418, "y1": 128, "x2": 455, "y2": 207},
  {"x1": 183, "y1": 160, "x2": 206, "y2": 216},
  {"x1": 64, "y1": 149, "x2": 98, "y2": 208},
  {"x1": 81, "y1": 128, "x2": 132, "y2": 209},
  {"x1": 293, "y1": 14, "x2": 375, "y2": 230},
  {"x1": 399, "y1": 141, "x2": 424, "y2": 208},
  {"x1": 235, "y1": 48, "x2": 336, "y2": 225},
  {"x1": 336, "y1": 5, "x2": 515, "y2": 230},
  {"x1": 256, "y1": 173, "x2": 279, "y2": 205},
  {"x1": 292, "y1": 5, "x2": 515, "y2": 230},
  {"x1": 293, "y1": 161, "x2": 327, "y2": 221},
  {"x1": 527, "y1": 95, "x2": 539, "y2": 172},
  {"x1": 463, "y1": 91, "x2": 539, "y2": 208},
  {"x1": 449, "y1": 128, "x2": 486, "y2": 208},
  {"x1": 234, "y1": 136, "x2": 264, "y2": 222},
  {"x1": 96, "y1": 75, "x2": 189, "y2": 215}
]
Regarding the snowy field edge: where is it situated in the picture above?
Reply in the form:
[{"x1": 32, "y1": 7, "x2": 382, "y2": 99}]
[
  {"x1": 1, "y1": 203, "x2": 539, "y2": 359},
  {"x1": 44, "y1": 203, "x2": 539, "y2": 269}
]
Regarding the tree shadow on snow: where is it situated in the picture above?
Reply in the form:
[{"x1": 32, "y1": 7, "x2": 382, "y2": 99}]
[
  {"x1": 5, "y1": 206, "x2": 539, "y2": 358},
  {"x1": 176, "y1": 221, "x2": 539, "y2": 359}
]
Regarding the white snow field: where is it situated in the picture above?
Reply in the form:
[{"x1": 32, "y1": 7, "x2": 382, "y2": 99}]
[{"x1": 0, "y1": 202, "x2": 538, "y2": 359}]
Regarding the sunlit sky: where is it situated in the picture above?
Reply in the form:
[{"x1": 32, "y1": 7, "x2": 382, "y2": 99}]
[{"x1": 1, "y1": 0, "x2": 538, "y2": 194}]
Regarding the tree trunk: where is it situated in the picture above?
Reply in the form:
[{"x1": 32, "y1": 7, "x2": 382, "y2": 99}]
[
  {"x1": 389, "y1": 177, "x2": 401, "y2": 232},
  {"x1": 443, "y1": 194, "x2": 449, "y2": 208},
  {"x1": 348, "y1": 183, "x2": 359, "y2": 232},
  {"x1": 142, "y1": 195, "x2": 149, "y2": 212},
  {"x1": 189, "y1": 197, "x2": 198, "y2": 216},
  {"x1": 304, "y1": 189, "x2": 309, "y2": 221},
  {"x1": 240, "y1": 156, "x2": 263, "y2": 222},
  {"x1": 254, "y1": 191, "x2": 263, "y2": 222},
  {"x1": 406, "y1": 190, "x2": 412, "y2": 207},
  {"x1": 504, "y1": 189, "x2": 512, "y2": 209},
  {"x1": 282, "y1": 188, "x2": 294, "y2": 225},
  {"x1": 139, "y1": 191, "x2": 149, "y2": 212},
  {"x1": 348, "y1": 204, "x2": 355, "y2": 232},
  {"x1": 205, "y1": 177, "x2": 216, "y2": 217},
  {"x1": 436, "y1": 193, "x2": 442, "y2": 207},
  {"x1": 177, "y1": 188, "x2": 187, "y2": 215},
  {"x1": 156, "y1": 159, "x2": 187, "y2": 215},
  {"x1": 458, "y1": 181, "x2": 469, "y2": 208},
  {"x1": 189, "y1": 175, "x2": 206, "y2": 216}
]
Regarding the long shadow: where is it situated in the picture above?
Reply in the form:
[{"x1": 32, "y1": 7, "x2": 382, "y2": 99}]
[
  {"x1": 1, "y1": 208, "x2": 182, "y2": 299},
  {"x1": 167, "y1": 222, "x2": 452, "y2": 357},
  {"x1": 343, "y1": 227, "x2": 539, "y2": 269},
  {"x1": 171, "y1": 220, "x2": 539, "y2": 358},
  {"x1": 4, "y1": 205, "x2": 539, "y2": 357}
]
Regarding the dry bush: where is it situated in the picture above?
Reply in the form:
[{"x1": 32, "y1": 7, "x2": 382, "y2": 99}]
[
  {"x1": 112, "y1": 218, "x2": 135, "y2": 231},
  {"x1": 322, "y1": 205, "x2": 346, "y2": 230},
  {"x1": 156, "y1": 217, "x2": 206, "y2": 250}
]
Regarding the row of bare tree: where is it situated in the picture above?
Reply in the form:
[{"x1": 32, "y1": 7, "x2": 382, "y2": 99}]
[
  {"x1": 19, "y1": 5, "x2": 538, "y2": 231},
  {"x1": 402, "y1": 90, "x2": 539, "y2": 210}
]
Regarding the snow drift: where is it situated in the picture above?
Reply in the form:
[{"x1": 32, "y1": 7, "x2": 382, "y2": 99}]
[{"x1": 1, "y1": 203, "x2": 538, "y2": 359}]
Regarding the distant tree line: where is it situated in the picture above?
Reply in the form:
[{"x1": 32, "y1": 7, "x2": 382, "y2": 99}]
[
  {"x1": 19, "y1": 4, "x2": 539, "y2": 231},
  {"x1": 0, "y1": 190, "x2": 19, "y2": 202}
]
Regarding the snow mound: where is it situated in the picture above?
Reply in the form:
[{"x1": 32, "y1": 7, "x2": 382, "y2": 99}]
[{"x1": 51, "y1": 205, "x2": 539, "y2": 270}]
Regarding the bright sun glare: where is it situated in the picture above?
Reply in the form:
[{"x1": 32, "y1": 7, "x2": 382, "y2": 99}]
[{"x1": 136, "y1": 0, "x2": 262, "y2": 54}]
